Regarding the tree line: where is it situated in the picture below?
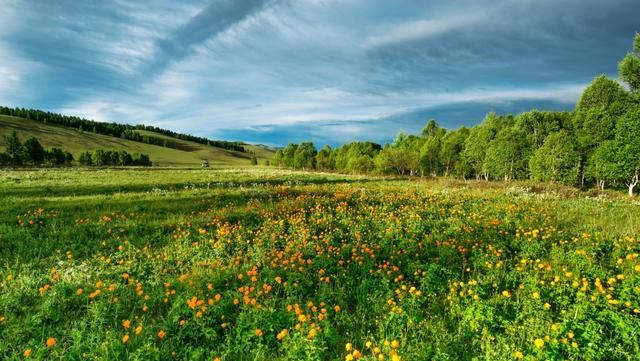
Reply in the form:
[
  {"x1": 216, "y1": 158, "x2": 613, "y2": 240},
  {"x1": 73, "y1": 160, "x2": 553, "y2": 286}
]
[
  {"x1": 271, "y1": 33, "x2": 640, "y2": 196},
  {"x1": 0, "y1": 107, "x2": 246, "y2": 153},
  {"x1": 0, "y1": 131, "x2": 151, "y2": 167}
]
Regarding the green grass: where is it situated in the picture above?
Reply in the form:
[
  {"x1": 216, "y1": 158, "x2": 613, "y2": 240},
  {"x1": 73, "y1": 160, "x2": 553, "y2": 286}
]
[
  {"x1": 0, "y1": 168, "x2": 639, "y2": 360},
  {"x1": 0, "y1": 116, "x2": 274, "y2": 166}
]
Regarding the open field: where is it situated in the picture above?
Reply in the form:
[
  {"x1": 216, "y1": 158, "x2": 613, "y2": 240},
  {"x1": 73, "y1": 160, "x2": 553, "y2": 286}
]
[
  {"x1": 0, "y1": 169, "x2": 639, "y2": 360},
  {"x1": 0, "y1": 116, "x2": 274, "y2": 167}
]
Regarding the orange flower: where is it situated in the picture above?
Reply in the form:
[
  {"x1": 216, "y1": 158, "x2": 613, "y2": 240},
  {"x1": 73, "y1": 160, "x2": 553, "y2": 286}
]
[
  {"x1": 23, "y1": 349, "x2": 32, "y2": 357},
  {"x1": 122, "y1": 334, "x2": 130, "y2": 343},
  {"x1": 46, "y1": 337, "x2": 57, "y2": 347},
  {"x1": 122, "y1": 319, "x2": 131, "y2": 329},
  {"x1": 255, "y1": 329, "x2": 264, "y2": 337},
  {"x1": 135, "y1": 325, "x2": 143, "y2": 335},
  {"x1": 158, "y1": 330, "x2": 166, "y2": 340}
]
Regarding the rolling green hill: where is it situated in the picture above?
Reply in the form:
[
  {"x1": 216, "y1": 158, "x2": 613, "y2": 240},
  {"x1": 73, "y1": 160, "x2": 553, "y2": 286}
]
[{"x1": 0, "y1": 115, "x2": 274, "y2": 167}]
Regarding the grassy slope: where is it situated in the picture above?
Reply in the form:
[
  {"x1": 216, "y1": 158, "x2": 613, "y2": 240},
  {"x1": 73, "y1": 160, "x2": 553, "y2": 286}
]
[{"x1": 0, "y1": 115, "x2": 274, "y2": 166}]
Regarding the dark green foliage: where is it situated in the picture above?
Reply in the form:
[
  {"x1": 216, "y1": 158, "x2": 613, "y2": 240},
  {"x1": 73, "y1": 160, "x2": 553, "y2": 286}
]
[
  {"x1": 5, "y1": 130, "x2": 22, "y2": 165},
  {"x1": 21, "y1": 137, "x2": 45, "y2": 165},
  {"x1": 78, "y1": 151, "x2": 93, "y2": 166},
  {"x1": 0, "y1": 132, "x2": 152, "y2": 168}
]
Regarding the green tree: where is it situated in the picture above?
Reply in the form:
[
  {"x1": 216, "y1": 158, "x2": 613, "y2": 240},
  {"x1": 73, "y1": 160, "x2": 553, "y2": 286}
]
[
  {"x1": 293, "y1": 142, "x2": 317, "y2": 169},
  {"x1": 614, "y1": 107, "x2": 640, "y2": 196},
  {"x1": 316, "y1": 145, "x2": 335, "y2": 170},
  {"x1": 586, "y1": 141, "x2": 620, "y2": 191},
  {"x1": 619, "y1": 33, "x2": 640, "y2": 94},
  {"x1": 250, "y1": 156, "x2": 258, "y2": 165},
  {"x1": 282, "y1": 143, "x2": 298, "y2": 168},
  {"x1": 271, "y1": 150, "x2": 283, "y2": 167},
  {"x1": 93, "y1": 150, "x2": 106, "y2": 166},
  {"x1": 514, "y1": 110, "x2": 562, "y2": 148},
  {"x1": 484, "y1": 127, "x2": 530, "y2": 181},
  {"x1": 576, "y1": 75, "x2": 630, "y2": 116},
  {"x1": 78, "y1": 151, "x2": 93, "y2": 166},
  {"x1": 45, "y1": 148, "x2": 67, "y2": 166},
  {"x1": 421, "y1": 119, "x2": 440, "y2": 137},
  {"x1": 5, "y1": 130, "x2": 22, "y2": 165},
  {"x1": 461, "y1": 120, "x2": 497, "y2": 180},
  {"x1": 529, "y1": 131, "x2": 580, "y2": 185},
  {"x1": 21, "y1": 137, "x2": 45, "y2": 165},
  {"x1": 376, "y1": 145, "x2": 418, "y2": 176},
  {"x1": 440, "y1": 127, "x2": 469, "y2": 177},
  {"x1": 419, "y1": 134, "x2": 443, "y2": 177}
]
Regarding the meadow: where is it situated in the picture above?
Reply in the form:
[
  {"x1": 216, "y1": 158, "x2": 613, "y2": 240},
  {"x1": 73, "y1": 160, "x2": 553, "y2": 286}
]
[{"x1": 0, "y1": 168, "x2": 639, "y2": 360}]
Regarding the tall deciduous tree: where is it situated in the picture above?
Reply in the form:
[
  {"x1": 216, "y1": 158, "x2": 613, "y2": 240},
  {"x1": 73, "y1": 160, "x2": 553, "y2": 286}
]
[
  {"x1": 586, "y1": 141, "x2": 620, "y2": 191},
  {"x1": 614, "y1": 107, "x2": 640, "y2": 196},
  {"x1": 529, "y1": 131, "x2": 580, "y2": 185},
  {"x1": 619, "y1": 33, "x2": 640, "y2": 94},
  {"x1": 485, "y1": 127, "x2": 530, "y2": 181},
  {"x1": 293, "y1": 142, "x2": 317, "y2": 169},
  {"x1": 316, "y1": 145, "x2": 335, "y2": 170}
]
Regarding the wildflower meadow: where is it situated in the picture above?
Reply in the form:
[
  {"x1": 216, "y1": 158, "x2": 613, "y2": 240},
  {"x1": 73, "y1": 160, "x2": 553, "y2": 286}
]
[{"x1": 0, "y1": 168, "x2": 638, "y2": 360}]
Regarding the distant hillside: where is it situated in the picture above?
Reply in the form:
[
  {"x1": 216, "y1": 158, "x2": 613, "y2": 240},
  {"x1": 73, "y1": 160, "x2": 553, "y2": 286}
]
[{"x1": 0, "y1": 115, "x2": 274, "y2": 167}]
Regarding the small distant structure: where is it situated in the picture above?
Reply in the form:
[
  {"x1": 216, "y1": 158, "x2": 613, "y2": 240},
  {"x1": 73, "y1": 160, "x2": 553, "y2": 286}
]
[{"x1": 201, "y1": 160, "x2": 209, "y2": 168}]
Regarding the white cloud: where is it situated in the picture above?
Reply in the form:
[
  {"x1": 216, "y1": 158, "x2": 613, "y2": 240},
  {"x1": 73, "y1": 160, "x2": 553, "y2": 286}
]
[{"x1": 364, "y1": 12, "x2": 487, "y2": 48}]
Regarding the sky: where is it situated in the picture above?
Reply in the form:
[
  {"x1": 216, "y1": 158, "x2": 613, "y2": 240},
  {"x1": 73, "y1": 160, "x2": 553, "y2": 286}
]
[{"x1": 0, "y1": 0, "x2": 638, "y2": 147}]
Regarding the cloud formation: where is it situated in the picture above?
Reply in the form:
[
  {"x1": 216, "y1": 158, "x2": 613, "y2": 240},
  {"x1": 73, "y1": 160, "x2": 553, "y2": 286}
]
[{"x1": 0, "y1": 0, "x2": 638, "y2": 146}]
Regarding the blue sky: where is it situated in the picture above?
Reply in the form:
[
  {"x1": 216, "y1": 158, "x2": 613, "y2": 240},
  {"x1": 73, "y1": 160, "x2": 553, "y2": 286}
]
[{"x1": 0, "y1": 0, "x2": 638, "y2": 146}]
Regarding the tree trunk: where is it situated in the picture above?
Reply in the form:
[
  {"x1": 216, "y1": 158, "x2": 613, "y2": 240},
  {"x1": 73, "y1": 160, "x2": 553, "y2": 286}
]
[{"x1": 627, "y1": 174, "x2": 638, "y2": 197}]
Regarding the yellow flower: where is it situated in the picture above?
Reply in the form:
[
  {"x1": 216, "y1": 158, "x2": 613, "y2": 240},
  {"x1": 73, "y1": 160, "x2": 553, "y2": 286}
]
[
  {"x1": 23, "y1": 349, "x2": 33, "y2": 358},
  {"x1": 534, "y1": 338, "x2": 545, "y2": 348},
  {"x1": 514, "y1": 351, "x2": 524, "y2": 359},
  {"x1": 345, "y1": 343, "x2": 352, "y2": 351},
  {"x1": 391, "y1": 340, "x2": 400, "y2": 349},
  {"x1": 307, "y1": 328, "x2": 317, "y2": 339},
  {"x1": 502, "y1": 290, "x2": 512, "y2": 298},
  {"x1": 532, "y1": 292, "x2": 539, "y2": 299},
  {"x1": 276, "y1": 329, "x2": 288, "y2": 341},
  {"x1": 543, "y1": 303, "x2": 551, "y2": 310}
]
